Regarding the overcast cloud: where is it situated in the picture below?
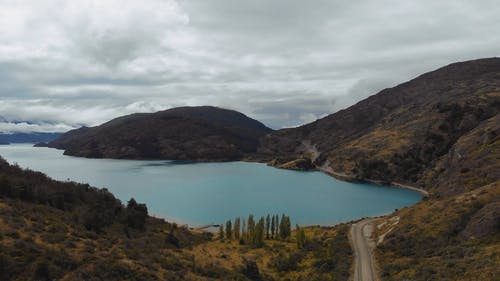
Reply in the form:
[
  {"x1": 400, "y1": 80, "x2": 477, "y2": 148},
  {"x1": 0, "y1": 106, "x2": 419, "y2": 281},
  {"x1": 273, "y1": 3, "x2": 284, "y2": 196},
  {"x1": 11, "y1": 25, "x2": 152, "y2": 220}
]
[{"x1": 0, "y1": 0, "x2": 499, "y2": 132}]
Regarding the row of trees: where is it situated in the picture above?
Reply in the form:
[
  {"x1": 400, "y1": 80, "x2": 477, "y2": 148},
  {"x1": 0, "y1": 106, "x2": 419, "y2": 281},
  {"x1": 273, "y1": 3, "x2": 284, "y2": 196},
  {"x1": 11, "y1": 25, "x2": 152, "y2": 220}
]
[{"x1": 219, "y1": 214, "x2": 296, "y2": 248}]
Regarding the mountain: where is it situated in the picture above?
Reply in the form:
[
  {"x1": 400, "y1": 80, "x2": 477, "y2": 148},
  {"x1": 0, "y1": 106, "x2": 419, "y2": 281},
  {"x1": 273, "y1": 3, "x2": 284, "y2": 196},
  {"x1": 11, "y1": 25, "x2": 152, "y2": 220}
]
[
  {"x1": 262, "y1": 58, "x2": 500, "y2": 194},
  {"x1": 47, "y1": 106, "x2": 272, "y2": 160},
  {"x1": 0, "y1": 132, "x2": 62, "y2": 144}
]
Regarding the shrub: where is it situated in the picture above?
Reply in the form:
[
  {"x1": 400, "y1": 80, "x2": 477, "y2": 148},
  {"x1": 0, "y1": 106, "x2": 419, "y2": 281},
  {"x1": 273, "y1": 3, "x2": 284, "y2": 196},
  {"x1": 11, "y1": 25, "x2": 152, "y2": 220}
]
[
  {"x1": 126, "y1": 198, "x2": 148, "y2": 230},
  {"x1": 33, "y1": 260, "x2": 51, "y2": 281},
  {"x1": 270, "y1": 251, "x2": 304, "y2": 272},
  {"x1": 0, "y1": 253, "x2": 13, "y2": 280}
]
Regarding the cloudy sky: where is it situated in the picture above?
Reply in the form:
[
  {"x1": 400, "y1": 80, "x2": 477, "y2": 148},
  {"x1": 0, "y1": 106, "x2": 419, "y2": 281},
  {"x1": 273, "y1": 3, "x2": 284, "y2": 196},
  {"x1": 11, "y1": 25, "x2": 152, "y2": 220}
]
[{"x1": 1, "y1": 0, "x2": 499, "y2": 132}]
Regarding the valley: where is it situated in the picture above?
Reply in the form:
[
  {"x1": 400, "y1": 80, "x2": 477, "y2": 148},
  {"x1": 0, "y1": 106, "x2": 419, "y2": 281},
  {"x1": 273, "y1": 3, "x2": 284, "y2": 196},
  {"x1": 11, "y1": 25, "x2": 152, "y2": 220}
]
[{"x1": 1, "y1": 58, "x2": 499, "y2": 280}]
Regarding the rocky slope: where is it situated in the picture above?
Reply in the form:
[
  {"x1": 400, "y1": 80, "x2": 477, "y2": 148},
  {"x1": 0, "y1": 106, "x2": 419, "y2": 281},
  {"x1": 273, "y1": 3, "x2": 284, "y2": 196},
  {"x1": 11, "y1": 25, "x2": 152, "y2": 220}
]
[
  {"x1": 372, "y1": 111, "x2": 499, "y2": 280},
  {"x1": 46, "y1": 106, "x2": 272, "y2": 161},
  {"x1": 262, "y1": 58, "x2": 500, "y2": 193}
]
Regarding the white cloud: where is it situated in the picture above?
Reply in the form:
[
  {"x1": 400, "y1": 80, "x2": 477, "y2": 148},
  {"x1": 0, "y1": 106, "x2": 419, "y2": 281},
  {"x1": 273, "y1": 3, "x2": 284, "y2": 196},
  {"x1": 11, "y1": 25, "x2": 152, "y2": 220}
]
[{"x1": 0, "y1": 0, "x2": 499, "y2": 132}]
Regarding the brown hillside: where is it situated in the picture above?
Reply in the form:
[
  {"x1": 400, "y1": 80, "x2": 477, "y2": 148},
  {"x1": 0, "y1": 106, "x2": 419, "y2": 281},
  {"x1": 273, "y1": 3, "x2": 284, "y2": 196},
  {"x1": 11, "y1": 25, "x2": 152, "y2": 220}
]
[{"x1": 262, "y1": 58, "x2": 500, "y2": 193}]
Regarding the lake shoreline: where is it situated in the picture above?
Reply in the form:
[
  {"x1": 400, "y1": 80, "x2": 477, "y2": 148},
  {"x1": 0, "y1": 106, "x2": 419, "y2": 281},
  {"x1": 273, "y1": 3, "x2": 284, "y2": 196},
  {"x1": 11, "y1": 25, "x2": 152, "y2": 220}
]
[
  {"x1": 259, "y1": 158, "x2": 430, "y2": 198},
  {"x1": 319, "y1": 168, "x2": 429, "y2": 197},
  {"x1": 1, "y1": 144, "x2": 424, "y2": 228},
  {"x1": 33, "y1": 143, "x2": 430, "y2": 197}
]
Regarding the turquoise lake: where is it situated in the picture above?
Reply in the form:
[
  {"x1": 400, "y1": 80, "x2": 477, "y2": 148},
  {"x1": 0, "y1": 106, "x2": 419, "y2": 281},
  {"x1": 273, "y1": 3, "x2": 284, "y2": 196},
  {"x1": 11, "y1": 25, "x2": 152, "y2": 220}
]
[{"x1": 0, "y1": 144, "x2": 421, "y2": 226}]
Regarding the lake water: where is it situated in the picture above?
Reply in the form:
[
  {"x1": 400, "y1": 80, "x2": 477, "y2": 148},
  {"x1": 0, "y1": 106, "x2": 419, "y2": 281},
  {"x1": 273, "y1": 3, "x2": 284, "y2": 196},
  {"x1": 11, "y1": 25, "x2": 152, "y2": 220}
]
[{"x1": 0, "y1": 144, "x2": 421, "y2": 226}]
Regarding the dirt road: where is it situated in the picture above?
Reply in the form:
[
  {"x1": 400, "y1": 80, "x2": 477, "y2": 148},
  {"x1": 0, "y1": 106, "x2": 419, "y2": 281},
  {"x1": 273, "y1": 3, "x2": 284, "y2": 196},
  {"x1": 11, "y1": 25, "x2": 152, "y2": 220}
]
[{"x1": 350, "y1": 218, "x2": 378, "y2": 281}]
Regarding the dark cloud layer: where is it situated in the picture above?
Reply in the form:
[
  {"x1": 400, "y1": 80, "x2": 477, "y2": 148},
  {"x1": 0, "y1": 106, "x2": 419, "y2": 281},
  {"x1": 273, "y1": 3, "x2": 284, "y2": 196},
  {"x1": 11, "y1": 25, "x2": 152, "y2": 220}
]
[{"x1": 0, "y1": 0, "x2": 499, "y2": 132}]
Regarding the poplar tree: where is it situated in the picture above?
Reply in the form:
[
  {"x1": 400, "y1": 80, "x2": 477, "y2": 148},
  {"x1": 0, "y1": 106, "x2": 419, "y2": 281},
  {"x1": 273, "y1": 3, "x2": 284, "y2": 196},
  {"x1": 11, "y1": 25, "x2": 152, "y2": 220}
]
[
  {"x1": 274, "y1": 215, "x2": 280, "y2": 237},
  {"x1": 271, "y1": 215, "x2": 276, "y2": 239},
  {"x1": 279, "y1": 214, "x2": 291, "y2": 240},
  {"x1": 265, "y1": 214, "x2": 271, "y2": 239},
  {"x1": 219, "y1": 225, "x2": 224, "y2": 241},
  {"x1": 247, "y1": 214, "x2": 255, "y2": 243},
  {"x1": 242, "y1": 219, "x2": 247, "y2": 242},
  {"x1": 234, "y1": 217, "x2": 241, "y2": 240},
  {"x1": 226, "y1": 220, "x2": 232, "y2": 240},
  {"x1": 289, "y1": 217, "x2": 292, "y2": 237},
  {"x1": 279, "y1": 214, "x2": 285, "y2": 239},
  {"x1": 254, "y1": 217, "x2": 265, "y2": 247}
]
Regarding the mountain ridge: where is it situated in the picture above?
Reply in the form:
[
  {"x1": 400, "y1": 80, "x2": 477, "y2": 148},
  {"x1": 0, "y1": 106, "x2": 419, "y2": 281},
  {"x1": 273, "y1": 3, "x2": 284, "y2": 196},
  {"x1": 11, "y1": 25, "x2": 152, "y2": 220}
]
[
  {"x1": 262, "y1": 57, "x2": 500, "y2": 194},
  {"x1": 0, "y1": 132, "x2": 62, "y2": 144}
]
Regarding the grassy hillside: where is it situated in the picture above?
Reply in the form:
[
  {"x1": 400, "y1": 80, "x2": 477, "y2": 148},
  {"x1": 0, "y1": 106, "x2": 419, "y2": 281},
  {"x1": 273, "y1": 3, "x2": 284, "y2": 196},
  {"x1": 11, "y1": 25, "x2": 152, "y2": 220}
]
[
  {"x1": 421, "y1": 114, "x2": 499, "y2": 196},
  {"x1": 375, "y1": 182, "x2": 499, "y2": 281},
  {"x1": 0, "y1": 157, "x2": 210, "y2": 280},
  {"x1": 373, "y1": 110, "x2": 499, "y2": 280}
]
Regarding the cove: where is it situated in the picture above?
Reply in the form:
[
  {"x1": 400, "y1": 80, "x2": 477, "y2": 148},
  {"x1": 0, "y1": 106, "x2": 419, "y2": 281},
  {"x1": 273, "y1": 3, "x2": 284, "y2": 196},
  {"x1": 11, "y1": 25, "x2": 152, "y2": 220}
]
[{"x1": 0, "y1": 144, "x2": 421, "y2": 226}]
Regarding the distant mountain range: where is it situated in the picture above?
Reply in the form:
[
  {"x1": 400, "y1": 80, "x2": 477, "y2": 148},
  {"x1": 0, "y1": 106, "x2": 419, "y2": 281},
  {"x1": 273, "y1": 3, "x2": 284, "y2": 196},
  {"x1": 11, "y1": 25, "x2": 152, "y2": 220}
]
[{"x1": 0, "y1": 132, "x2": 63, "y2": 144}]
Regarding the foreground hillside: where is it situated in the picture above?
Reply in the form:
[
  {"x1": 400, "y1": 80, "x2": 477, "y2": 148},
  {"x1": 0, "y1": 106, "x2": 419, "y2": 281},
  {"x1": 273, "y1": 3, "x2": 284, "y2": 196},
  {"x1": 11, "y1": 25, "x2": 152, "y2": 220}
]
[
  {"x1": 45, "y1": 106, "x2": 272, "y2": 161},
  {"x1": 374, "y1": 112, "x2": 499, "y2": 280},
  {"x1": 0, "y1": 157, "x2": 208, "y2": 280},
  {"x1": 375, "y1": 182, "x2": 499, "y2": 281},
  {"x1": 0, "y1": 157, "x2": 353, "y2": 281}
]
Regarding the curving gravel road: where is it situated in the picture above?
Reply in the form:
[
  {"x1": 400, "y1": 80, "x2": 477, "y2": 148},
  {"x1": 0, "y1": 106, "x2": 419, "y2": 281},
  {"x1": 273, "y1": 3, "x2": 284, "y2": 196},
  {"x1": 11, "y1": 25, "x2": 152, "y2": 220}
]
[{"x1": 350, "y1": 218, "x2": 378, "y2": 281}]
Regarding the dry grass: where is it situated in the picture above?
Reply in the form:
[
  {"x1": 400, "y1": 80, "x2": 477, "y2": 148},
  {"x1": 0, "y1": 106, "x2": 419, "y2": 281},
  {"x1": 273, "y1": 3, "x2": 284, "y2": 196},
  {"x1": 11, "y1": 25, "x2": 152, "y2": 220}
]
[{"x1": 375, "y1": 182, "x2": 500, "y2": 281}]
